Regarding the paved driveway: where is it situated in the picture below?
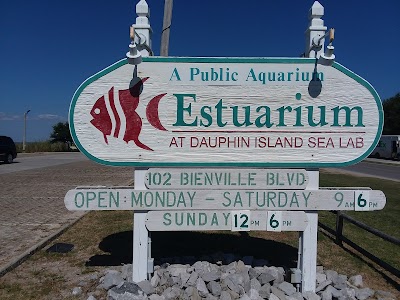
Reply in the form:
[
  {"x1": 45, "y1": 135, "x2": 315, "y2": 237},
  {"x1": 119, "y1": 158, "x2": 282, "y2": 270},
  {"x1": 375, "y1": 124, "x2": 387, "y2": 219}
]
[{"x1": 0, "y1": 157, "x2": 133, "y2": 275}]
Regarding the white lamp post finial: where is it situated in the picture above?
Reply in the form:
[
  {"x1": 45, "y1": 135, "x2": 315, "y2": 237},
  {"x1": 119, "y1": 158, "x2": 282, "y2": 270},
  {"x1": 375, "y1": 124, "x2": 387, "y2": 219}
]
[
  {"x1": 133, "y1": 0, "x2": 152, "y2": 57},
  {"x1": 305, "y1": 1, "x2": 327, "y2": 58}
]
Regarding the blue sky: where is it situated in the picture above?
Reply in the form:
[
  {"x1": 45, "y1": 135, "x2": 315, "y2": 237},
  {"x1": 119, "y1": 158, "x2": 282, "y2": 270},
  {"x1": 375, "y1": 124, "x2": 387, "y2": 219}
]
[{"x1": 1, "y1": 0, "x2": 399, "y2": 142}]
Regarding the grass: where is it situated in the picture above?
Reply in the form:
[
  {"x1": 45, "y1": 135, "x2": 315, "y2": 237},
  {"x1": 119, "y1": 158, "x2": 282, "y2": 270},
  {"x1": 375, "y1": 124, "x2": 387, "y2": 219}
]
[
  {"x1": 0, "y1": 211, "x2": 133, "y2": 300},
  {"x1": 15, "y1": 141, "x2": 75, "y2": 153},
  {"x1": 0, "y1": 173, "x2": 399, "y2": 299},
  {"x1": 319, "y1": 171, "x2": 400, "y2": 270}
]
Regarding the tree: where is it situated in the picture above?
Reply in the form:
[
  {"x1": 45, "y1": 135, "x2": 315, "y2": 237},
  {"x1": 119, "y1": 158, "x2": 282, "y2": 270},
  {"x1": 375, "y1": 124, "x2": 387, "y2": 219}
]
[
  {"x1": 383, "y1": 93, "x2": 400, "y2": 135},
  {"x1": 50, "y1": 122, "x2": 73, "y2": 144}
]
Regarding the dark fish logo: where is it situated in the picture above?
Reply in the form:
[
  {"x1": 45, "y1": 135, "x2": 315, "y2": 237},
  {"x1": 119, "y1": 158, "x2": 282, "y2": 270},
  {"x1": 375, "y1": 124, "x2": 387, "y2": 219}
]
[{"x1": 90, "y1": 77, "x2": 166, "y2": 151}]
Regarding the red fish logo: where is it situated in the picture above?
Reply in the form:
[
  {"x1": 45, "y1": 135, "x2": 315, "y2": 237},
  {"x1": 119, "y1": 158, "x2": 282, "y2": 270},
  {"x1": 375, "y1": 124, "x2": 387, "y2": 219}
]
[{"x1": 90, "y1": 77, "x2": 166, "y2": 151}]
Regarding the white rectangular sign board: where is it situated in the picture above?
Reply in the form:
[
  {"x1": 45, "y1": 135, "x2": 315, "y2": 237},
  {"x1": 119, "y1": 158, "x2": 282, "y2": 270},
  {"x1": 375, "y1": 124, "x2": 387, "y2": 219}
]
[
  {"x1": 145, "y1": 168, "x2": 309, "y2": 190},
  {"x1": 69, "y1": 57, "x2": 383, "y2": 167},
  {"x1": 145, "y1": 210, "x2": 309, "y2": 232},
  {"x1": 64, "y1": 188, "x2": 385, "y2": 211}
]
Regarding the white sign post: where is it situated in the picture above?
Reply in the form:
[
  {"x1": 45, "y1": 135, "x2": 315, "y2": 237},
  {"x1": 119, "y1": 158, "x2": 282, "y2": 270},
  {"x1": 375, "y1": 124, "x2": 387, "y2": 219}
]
[
  {"x1": 132, "y1": 169, "x2": 150, "y2": 282},
  {"x1": 301, "y1": 170, "x2": 319, "y2": 292},
  {"x1": 66, "y1": 0, "x2": 385, "y2": 292}
]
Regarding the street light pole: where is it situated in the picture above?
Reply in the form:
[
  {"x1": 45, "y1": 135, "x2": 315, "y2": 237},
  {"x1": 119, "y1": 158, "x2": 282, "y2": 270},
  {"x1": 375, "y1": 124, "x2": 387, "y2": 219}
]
[
  {"x1": 160, "y1": 0, "x2": 173, "y2": 56},
  {"x1": 23, "y1": 109, "x2": 31, "y2": 152}
]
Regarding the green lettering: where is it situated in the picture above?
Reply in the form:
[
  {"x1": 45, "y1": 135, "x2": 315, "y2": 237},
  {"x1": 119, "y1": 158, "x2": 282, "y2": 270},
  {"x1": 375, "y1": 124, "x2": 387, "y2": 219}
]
[
  {"x1": 169, "y1": 68, "x2": 181, "y2": 81},
  {"x1": 163, "y1": 213, "x2": 172, "y2": 225},
  {"x1": 110, "y1": 192, "x2": 119, "y2": 208},
  {"x1": 166, "y1": 191, "x2": 176, "y2": 207},
  {"x1": 211, "y1": 213, "x2": 219, "y2": 226},
  {"x1": 267, "y1": 192, "x2": 276, "y2": 207},
  {"x1": 173, "y1": 94, "x2": 198, "y2": 126},
  {"x1": 199, "y1": 213, "x2": 207, "y2": 225},
  {"x1": 293, "y1": 107, "x2": 304, "y2": 127},
  {"x1": 131, "y1": 192, "x2": 143, "y2": 207},
  {"x1": 278, "y1": 192, "x2": 288, "y2": 207},
  {"x1": 223, "y1": 212, "x2": 230, "y2": 225},
  {"x1": 331, "y1": 106, "x2": 364, "y2": 127},
  {"x1": 190, "y1": 68, "x2": 200, "y2": 80},
  {"x1": 200, "y1": 106, "x2": 212, "y2": 127},
  {"x1": 232, "y1": 106, "x2": 253, "y2": 127},
  {"x1": 187, "y1": 213, "x2": 196, "y2": 225},
  {"x1": 98, "y1": 191, "x2": 107, "y2": 208},
  {"x1": 74, "y1": 192, "x2": 84, "y2": 208},
  {"x1": 246, "y1": 68, "x2": 257, "y2": 81},
  {"x1": 188, "y1": 192, "x2": 196, "y2": 207},
  {"x1": 306, "y1": 106, "x2": 328, "y2": 127},
  {"x1": 255, "y1": 106, "x2": 274, "y2": 128},
  {"x1": 303, "y1": 191, "x2": 311, "y2": 207},
  {"x1": 215, "y1": 99, "x2": 227, "y2": 127},
  {"x1": 86, "y1": 192, "x2": 96, "y2": 208},
  {"x1": 175, "y1": 213, "x2": 184, "y2": 226},
  {"x1": 177, "y1": 192, "x2": 186, "y2": 207},
  {"x1": 290, "y1": 193, "x2": 299, "y2": 207},
  {"x1": 222, "y1": 192, "x2": 232, "y2": 207},
  {"x1": 234, "y1": 193, "x2": 243, "y2": 207},
  {"x1": 276, "y1": 106, "x2": 292, "y2": 127}
]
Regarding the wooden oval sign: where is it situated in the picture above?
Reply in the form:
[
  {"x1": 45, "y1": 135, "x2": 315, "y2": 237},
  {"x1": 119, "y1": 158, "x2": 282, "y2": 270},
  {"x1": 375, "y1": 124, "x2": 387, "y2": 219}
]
[{"x1": 69, "y1": 57, "x2": 383, "y2": 167}]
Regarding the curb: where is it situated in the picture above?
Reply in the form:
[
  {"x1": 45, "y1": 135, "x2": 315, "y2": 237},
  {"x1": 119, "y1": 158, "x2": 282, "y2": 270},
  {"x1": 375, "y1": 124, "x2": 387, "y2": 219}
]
[{"x1": 364, "y1": 158, "x2": 400, "y2": 166}]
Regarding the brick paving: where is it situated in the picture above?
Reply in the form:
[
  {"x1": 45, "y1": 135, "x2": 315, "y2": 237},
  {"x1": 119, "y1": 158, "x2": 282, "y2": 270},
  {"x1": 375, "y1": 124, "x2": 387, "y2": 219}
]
[{"x1": 0, "y1": 160, "x2": 133, "y2": 273}]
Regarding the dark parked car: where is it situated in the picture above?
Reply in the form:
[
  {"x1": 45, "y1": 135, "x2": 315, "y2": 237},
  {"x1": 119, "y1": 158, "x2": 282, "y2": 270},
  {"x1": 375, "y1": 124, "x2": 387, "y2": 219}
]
[{"x1": 0, "y1": 136, "x2": 17, "y2": 163}]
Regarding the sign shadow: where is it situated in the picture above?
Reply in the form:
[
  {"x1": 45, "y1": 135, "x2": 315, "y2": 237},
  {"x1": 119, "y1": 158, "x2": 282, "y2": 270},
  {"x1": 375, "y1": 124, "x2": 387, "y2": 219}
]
[
  {"x1": 86, "y1": 231, "x2": 298, "y2": 269},
  {"x1": 308, "y1": 59, "x2": 323, "y2": 98}
]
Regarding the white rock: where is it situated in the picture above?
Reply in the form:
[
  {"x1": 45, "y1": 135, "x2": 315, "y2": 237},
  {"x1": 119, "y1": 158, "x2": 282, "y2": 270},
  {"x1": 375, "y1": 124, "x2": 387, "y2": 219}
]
[
  {"x1": 316, "y1": 273, "x2": 327, "y2": 284},
  {"x1": 269, "y1": 293, "x2": 280, "y2": 300},
  {"x1": 72, "y1": 287, "x2": 82, "y2": 296},
  {"x1": 355, "y1": 288, "x2": 374, "y2": 300},
  {"x1": 196, "y1": 277, "x2": 209, "y2": 297},
  {"x1": 348, "y1": 275, "x2": 363, "y2": 288}
]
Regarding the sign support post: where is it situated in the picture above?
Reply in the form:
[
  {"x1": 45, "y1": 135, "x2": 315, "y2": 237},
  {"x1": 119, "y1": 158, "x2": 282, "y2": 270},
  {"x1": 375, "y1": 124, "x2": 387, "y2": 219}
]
[
  {"x1": 132, "y1": 168, "x2": 150, "y2": 282},
  {"x1": 300, "y1": 2, "x2": 326, "y2": 292},
  {"x1": 299, "y1": 170, "x2": 319, "y2": 292},
  {"x1": 132, "y1": 0, "x2": 152, "y2": 282}
]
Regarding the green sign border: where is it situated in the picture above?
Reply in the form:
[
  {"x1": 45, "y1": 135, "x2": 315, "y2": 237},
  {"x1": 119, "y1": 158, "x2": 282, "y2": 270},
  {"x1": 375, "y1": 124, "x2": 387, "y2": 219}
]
[{"x1": 69, "y1": 57, "x2": 383, "y2": 168}]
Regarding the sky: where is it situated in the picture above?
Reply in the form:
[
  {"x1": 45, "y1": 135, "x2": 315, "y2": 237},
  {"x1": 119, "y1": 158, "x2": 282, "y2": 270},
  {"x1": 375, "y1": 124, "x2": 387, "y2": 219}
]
[{"x1": 1, "y1": 0, "x2": 399, "y2": 142}]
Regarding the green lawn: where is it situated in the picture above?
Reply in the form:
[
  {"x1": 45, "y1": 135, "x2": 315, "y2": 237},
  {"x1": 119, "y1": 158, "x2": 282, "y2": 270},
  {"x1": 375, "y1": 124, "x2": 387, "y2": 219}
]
[{"x1": 319, "y1": 171, "x2": 400, "y2": 270}]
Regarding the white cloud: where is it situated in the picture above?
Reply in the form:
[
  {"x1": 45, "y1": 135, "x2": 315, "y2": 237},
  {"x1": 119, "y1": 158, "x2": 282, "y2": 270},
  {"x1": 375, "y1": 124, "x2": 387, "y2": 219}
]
[
  {"x1": 0, "y1": 112, "x2": 20, "y2": 121},
  {"x1": 0, "y1": 112, "x2": 66, "y2": 121},
  {"x1": 37, "y1": 114, "x2": 66, "y2": 120}
]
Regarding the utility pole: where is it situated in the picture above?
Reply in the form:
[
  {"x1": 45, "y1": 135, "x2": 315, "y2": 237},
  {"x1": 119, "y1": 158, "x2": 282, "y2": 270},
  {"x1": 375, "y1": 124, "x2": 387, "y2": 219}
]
[
  {"x1": 160, "y1": 0, "x2": 173, "y2": 56},
  {"x1": 23, "y1": 109, "x2": 31, "y2": 152}
]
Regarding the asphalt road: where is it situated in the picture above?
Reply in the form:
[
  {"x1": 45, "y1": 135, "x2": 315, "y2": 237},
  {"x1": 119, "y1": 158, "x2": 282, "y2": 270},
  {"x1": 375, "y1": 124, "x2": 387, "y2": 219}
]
[
  {"x1": 325, "y1": 159, "x2": 400, "y2": 182},
  {"x1": 2, "y1": 153, "x2": 398, "y2": 181},
  {"x1": 0, "y1": 152, "x2": 88, "y2": 174}
]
